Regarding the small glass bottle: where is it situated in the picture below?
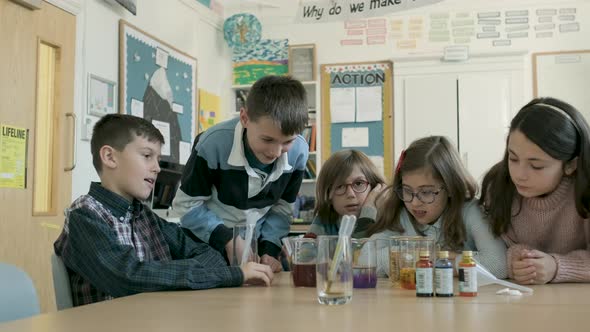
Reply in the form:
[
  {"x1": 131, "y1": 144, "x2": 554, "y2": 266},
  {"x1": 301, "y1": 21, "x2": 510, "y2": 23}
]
[
  {"x1": 458, "y1": 250, "x2": 477, "y2": 297},
  {"x1": 415, "y1": 251, "x2": 433, "y2": 297},
  {"x1": 434, "y1": 251, "x2": 454, "y2": 297}
]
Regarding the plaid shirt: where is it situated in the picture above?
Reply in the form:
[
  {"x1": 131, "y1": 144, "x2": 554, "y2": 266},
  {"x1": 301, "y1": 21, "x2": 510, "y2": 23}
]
[{"x1": 54, "y1": 182, "x2": 243, "y2": 306}]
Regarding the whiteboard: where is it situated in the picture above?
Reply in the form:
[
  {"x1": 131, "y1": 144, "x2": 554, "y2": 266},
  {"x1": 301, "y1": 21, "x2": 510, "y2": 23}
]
[{"x1": 534, "y1": 51, "x2": 590, "y2": 120}]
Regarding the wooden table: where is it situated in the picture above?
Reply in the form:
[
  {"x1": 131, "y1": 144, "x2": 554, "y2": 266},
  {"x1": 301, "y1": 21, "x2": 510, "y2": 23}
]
[{"x1": 1, "y1": 272, "x2": 589, "y2": 331}]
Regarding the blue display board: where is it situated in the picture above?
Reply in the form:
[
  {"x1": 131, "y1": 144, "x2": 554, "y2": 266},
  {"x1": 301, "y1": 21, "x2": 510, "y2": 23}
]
[
  {"x1": 321, "y1": 61, "x2": 394, "y2": 180},
  {"x1": 119, "y1": 20, "x2": 197, "y2": 165}
]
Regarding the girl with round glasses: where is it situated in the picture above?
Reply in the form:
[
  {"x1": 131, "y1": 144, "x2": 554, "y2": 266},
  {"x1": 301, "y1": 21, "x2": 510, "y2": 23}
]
[
  {"x1": 306, "y1": 149, "x2": 386, "y2": 238},
  {"x1": 367, "y1": 136, "x2": 507, "y2": 278}
]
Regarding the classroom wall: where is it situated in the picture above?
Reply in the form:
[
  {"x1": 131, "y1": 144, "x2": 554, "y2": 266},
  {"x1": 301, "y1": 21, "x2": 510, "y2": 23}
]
[
  {"x1": 71, "y1": 0, "x2": 233, "y2": 200},
  {"x1": 243, "y1": 0, "x2": 590, "y2": 59},
  {"x1": 70, "y1": 0, "x2": 589, "y2": 197},
  {"x1": 232, "y1": 0, "x2": 590, "y2": 158}
]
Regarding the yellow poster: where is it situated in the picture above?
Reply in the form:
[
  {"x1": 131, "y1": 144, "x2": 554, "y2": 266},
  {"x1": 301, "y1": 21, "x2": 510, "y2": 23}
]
[
  {"x1": 198, "y1": 89, "x2": 221, "y2": 133},
  {"x1": 0, "y1": 124, "x2": 28, "y2": 189}
]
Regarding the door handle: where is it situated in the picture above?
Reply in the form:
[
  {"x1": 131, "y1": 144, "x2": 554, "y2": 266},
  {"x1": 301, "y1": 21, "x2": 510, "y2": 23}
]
[{"x1": 64, "y1": 112, "x2": 77, "y2": 171}]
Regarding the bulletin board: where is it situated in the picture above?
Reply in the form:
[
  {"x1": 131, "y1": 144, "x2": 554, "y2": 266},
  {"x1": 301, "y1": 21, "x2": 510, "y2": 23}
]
[
  {"x1": 119, "y1": 20, "x2": 196, "y2": 165},
  {"x1": 321, "y1": 61, "x2": 393, "y2": 180}
]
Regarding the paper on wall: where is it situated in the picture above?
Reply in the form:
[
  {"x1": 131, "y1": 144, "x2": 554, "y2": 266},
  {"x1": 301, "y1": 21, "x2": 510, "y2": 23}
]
[
  {"x1": 330, "y1": 87, "x2": 356, "y2": 123},
  {"x1": 179, "y1": 141, "x2": 191, "y2": 165},
  {"x1": 151, "y1": 120, "x2": 170, "y2": 156},
  {"x1": 131, "y1": 98, "x2": 144, "y2": 118},
  {"x1": 156, "y1": 47, "x2": 169, "y2": 69},
  {"x1": 355, "y1": 86, "x2": 382, "y2": 122},
  {"x1": 342, "y1": 127, "x2": 369, "y2": 147},
  {"x1": 172, "y1": 103, "x2": 184, "y2": 114},
  {"x1": 0, "y1": 124, "x2": 27, "y2": 189}
]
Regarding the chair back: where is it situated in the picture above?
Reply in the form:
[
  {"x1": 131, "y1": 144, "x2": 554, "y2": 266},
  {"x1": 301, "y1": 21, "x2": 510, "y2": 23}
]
[{"x1": 51, "y1": 254, "x2": 73, "y2": 310}]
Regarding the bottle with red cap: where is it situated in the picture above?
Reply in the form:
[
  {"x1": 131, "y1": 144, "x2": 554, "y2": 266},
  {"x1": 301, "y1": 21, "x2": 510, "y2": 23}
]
[{"x1": 415, "y1": 251, "x2": 433, "y2": 297}]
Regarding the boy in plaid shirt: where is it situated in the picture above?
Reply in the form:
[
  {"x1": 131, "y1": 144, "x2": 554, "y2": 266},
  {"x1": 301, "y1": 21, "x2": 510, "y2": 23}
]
[{"x1": 54, "y1": 114, "x2": 272, "y2": 306}]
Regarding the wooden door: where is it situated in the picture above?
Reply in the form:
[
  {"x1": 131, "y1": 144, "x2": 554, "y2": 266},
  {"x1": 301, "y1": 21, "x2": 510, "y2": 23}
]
[{"x1": 0, "y1": 0, "x2": 76, "y2": 312}]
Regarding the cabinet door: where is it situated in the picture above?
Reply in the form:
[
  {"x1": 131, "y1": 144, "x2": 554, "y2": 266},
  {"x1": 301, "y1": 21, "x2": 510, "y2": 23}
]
[
  {"x1": 403, "y1": 75, "x2": 457, "y2": 147},
  {"x1": 458, "y1": 73, "x2": 511, "y2": 183},
  {"x1": 535, "y1": 52, "x2": 590, "y2": 122}
]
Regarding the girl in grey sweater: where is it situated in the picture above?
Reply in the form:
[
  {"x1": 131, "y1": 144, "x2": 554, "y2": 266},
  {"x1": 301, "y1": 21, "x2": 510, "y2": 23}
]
[{"x1": 367, "y1": 136, "x2": 507, "y2": 279}]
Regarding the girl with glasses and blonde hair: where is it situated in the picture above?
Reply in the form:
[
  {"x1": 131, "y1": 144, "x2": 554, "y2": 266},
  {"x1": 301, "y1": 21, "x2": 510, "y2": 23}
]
[
  {"x1": 306, "y1": 149, "x2": 386, "y2": 238},
  {"x1": 367, "y1": 136, "x2": 507, "y2": 278}
]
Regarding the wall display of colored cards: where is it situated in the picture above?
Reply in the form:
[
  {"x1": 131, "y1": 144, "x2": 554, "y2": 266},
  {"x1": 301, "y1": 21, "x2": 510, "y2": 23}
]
[
  {"x1": 232, "y1": 39, "x2": 289, "y2": 85},
  {"x1": 198, "y1": 89, "x2": 221, "y2": 132},
  {"x1": 119, "y1": 20, "x2": 196, "y2": 165}
]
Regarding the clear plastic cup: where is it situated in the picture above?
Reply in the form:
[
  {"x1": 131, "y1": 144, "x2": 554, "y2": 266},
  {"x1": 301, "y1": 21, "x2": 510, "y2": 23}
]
[
  {"x1": 316, "y1": 235, "x2": 353, "y2": 305},
  {"x1": 398, "y1": 236, "x2": 435, "y2": 290},
  {"x1": 352, "y1": 238, "x2": 377, "y2": 288},
  {"x1": 387, "y1": 236, "x2": 407, "y2": 288},
  {"x1": 230, "y1": 224, "x2": 258, "y2": 267},
  {"x1": 291, "y1": 238, "x2": 317, "y2": 287}
]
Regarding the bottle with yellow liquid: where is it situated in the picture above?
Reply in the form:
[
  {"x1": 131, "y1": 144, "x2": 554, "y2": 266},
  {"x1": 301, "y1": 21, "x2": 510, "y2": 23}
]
[{"x1": 458, "y1": 250, "x2": 477, "y2": 297}]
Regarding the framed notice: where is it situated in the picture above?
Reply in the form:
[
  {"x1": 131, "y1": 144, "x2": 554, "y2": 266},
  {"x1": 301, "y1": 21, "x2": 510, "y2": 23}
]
[
  {"x1": 289, "y1": 44, "x2": 316, "y2": 82},
  {"x1": 87, "y1": 74, "x2": 117, "y2": 117}
]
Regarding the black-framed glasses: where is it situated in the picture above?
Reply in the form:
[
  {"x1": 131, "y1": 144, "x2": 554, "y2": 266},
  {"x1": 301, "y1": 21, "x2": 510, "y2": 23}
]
[
  {"x1": 333, "y1": 180, "x2": 370, "y2": 196},
  {"x1": 395, "y1": 186, "x2": 444, "y2": 204}
]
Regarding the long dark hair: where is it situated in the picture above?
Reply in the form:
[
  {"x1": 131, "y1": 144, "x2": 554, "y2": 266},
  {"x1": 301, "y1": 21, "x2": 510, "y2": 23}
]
[
  {"x1": 479, "y1": 97, "x2": 590, "y2": 236},
  {"x1": 314, "y1": 149, "x2": 385, "y2": 224},
  {"x1": 368, "y1": 136, "x2": 477, "y2": 251}
]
